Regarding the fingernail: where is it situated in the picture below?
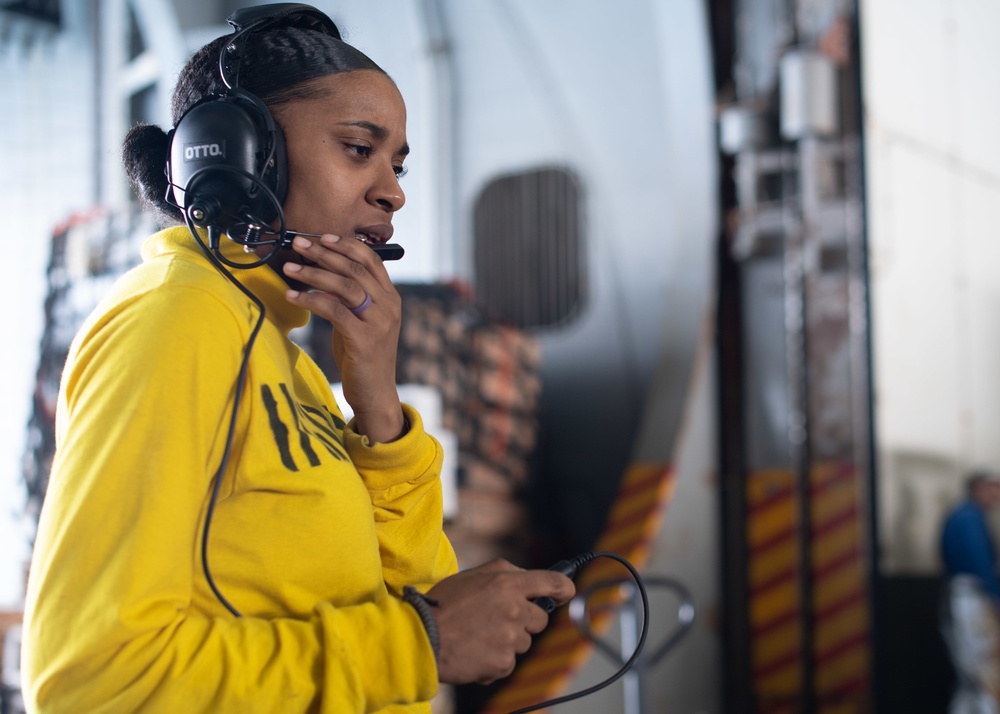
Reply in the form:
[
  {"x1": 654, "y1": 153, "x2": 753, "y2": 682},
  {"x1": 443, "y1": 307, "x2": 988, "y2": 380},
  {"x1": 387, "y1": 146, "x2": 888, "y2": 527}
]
[
  {"x1": 286, "y1": 290, "x2": 300, "y2": 299},
  {"x1": 284, "y1": 262, "x2": 302, "y2": 273},
  {"x1": 293, "y1": 236, "x2": 312, "y2": 249},
  {"x1": 321, "y1": 234, "x2": 341, "y2": 245}
]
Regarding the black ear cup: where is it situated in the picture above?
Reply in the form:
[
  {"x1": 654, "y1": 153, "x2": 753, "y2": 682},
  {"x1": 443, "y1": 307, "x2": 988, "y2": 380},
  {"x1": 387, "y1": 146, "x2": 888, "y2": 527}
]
[
  {"x1": 168, "y1": 89, "x2": 286, "y2": 229},
  {"x1": 165, "y1": 4, "x2": 334, "y2": 234}
]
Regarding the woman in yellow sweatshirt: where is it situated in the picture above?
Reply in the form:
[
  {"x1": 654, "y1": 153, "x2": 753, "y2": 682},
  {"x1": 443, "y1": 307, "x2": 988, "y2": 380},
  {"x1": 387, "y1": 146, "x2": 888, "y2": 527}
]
[{"x1": 22, "y1": 5, "x2": 573, "y2": 713}]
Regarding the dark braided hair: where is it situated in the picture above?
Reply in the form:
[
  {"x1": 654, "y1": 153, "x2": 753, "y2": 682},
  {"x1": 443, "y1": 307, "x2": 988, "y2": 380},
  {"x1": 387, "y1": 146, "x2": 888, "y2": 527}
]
[{"x1": 122, "y1": 25, "x2": 385, "y2": 225}]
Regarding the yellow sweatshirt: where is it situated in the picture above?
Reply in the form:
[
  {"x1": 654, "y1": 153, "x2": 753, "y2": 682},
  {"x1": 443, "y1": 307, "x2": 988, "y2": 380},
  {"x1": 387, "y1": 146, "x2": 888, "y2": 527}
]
[{"x1": 22, "y1": 226, "x2": 457, "y2": 713}]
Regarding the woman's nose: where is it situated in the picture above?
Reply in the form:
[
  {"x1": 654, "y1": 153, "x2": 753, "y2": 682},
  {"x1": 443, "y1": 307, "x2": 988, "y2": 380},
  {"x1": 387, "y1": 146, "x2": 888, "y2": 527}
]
[{"x1": 369, "y1": 165, "x2": 405, "y2": 212}]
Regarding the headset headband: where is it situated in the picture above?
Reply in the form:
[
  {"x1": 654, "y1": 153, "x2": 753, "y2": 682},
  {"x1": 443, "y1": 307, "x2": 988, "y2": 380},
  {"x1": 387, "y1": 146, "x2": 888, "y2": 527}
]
[
  {"x1": 168, "y1": 3, "x2": 345, "y2": 255},
  {"x1": 221, "y1": 3, "x2": 341, "y2": 90}
]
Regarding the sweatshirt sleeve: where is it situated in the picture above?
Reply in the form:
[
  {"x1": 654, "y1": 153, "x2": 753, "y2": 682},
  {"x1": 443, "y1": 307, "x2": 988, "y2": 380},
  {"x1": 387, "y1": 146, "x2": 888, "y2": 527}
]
[
  {"x1": 22, "y1": 283, "x2": 437, "y2": 714},
  {"x1": 344, "y1": 408, "x2": 459, "y2": 596}
]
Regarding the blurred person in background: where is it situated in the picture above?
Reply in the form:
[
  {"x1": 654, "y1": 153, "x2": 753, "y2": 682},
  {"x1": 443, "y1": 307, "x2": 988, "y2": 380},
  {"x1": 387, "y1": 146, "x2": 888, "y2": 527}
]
[{"x1": 940, "y1": 469, "x2": 1000, "y2": 713}]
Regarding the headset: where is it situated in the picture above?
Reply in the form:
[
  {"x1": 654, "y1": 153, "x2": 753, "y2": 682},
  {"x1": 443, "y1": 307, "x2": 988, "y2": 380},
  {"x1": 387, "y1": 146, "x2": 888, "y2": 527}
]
[
  {"x1": 168, "y1": 1, "x2": 406, "y2": 622},
  {"x1": 165, "y1": 3, "x2": 341, "y2": 267},
  {"x1": 163, "y1": 4, "x2": 344, "y2": 617}
]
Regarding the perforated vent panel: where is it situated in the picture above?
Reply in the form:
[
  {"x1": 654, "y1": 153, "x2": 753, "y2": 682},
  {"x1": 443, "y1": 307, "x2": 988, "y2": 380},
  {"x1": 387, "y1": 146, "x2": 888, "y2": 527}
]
[{"x1": 473, "y1": 167, "x2": 585, "y2": 329}]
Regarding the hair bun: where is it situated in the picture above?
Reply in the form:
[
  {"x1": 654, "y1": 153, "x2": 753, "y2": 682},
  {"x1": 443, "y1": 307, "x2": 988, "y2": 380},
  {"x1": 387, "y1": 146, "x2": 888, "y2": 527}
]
[{"x1": 122, "y1": 123, "x2": 180, "y2": 224}]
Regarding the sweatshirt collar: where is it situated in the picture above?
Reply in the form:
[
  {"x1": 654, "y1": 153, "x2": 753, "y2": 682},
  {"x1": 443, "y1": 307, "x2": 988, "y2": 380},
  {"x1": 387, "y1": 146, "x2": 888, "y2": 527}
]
[{"x1": 142, "y1": 225, "x2": 310, "y2": 334}]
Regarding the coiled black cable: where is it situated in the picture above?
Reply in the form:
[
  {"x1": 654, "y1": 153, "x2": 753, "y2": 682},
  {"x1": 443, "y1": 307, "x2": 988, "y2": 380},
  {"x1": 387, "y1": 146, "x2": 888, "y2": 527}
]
[{"x1": 508, "y1": 550, "x2": 649, "y2": 714}]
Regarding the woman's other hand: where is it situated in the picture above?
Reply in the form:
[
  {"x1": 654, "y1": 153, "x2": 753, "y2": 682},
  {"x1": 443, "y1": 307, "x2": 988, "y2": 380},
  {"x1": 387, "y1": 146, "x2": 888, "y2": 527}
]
[{"x1": 425, "y1": 559, "x2": 576, "y2": 685}]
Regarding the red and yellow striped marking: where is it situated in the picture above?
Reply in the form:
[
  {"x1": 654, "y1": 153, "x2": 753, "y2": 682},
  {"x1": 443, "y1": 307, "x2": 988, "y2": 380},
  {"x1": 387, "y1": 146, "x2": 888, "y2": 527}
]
[
  {"x1": 810, "y1": 462, "x2": 870, "y2": 708},
  {"x1": 482, "y1": 462, "x2": 676, "y2": 714},
  {"x1": 748, "y1": 463, "x2": 871, "y2": 713},
  {"x1": 749, "y1": 469, "x2": 803, "y2": 708}
]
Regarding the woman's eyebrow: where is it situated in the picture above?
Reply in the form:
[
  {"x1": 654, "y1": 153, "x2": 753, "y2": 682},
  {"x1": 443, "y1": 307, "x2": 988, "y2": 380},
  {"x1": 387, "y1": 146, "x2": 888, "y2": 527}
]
[{"x1": 338, "y1": 120, "x2": 410, "y2": 156}]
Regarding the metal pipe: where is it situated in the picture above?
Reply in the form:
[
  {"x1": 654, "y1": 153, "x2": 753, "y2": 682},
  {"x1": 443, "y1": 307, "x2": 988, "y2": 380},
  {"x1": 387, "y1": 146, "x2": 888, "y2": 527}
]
[{"x1": 415, "y1": 0, "x2": 459, "y2": 278}]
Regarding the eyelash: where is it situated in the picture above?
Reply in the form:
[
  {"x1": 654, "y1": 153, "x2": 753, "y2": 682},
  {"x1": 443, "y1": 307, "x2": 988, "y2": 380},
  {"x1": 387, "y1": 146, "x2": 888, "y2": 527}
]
[{"x1": 347, "y1": 144, "x2": 407, "y2": 179}]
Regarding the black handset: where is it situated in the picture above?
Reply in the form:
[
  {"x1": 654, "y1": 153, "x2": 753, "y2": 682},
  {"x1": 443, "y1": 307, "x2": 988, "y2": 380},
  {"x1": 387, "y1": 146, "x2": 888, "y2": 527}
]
[
  {"x1": 532, "y1": 555, "x2": 593, "y2": 613},
  {"x1": 369, "y1": 243, "x2": 404, "y2": 261},
  {"x1": 277, "y1": 231, "x2": 405, "y2": 261}
]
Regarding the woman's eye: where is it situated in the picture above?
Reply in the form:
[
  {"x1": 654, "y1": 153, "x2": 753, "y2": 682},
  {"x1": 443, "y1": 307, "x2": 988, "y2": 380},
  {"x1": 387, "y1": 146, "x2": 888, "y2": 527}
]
[
  {"x1": 348, "y1": 144, "x2": 372, "y2": 158},
  {"x1": 394, "y1": 164, "x2": 408, "y2": 179}
]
